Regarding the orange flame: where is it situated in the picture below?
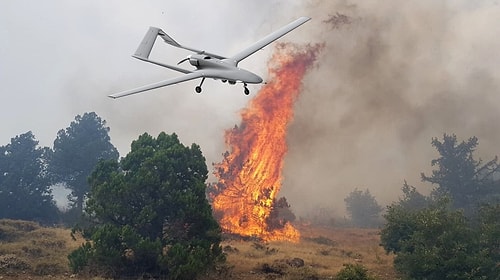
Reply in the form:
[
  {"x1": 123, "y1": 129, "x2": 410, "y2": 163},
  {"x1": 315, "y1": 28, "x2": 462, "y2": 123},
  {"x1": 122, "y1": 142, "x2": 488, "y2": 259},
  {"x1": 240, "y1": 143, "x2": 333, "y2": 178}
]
[{"x1": 212, "y1": 43, "x2": 322, "y2": 242}]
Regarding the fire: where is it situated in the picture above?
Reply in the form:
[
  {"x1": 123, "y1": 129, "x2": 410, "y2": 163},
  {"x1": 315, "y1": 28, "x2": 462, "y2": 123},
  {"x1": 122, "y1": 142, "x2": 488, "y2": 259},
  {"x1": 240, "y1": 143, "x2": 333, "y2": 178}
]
[{"x1": 211, "y1": 43, "x2": 322, "y2": 242}]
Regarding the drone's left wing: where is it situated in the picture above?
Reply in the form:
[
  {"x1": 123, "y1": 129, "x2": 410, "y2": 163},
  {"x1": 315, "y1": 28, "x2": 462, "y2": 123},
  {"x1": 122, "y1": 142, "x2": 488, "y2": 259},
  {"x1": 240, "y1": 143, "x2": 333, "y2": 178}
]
[{"x1": 108, "y1": 72, "x2": 202, "y2": 99}]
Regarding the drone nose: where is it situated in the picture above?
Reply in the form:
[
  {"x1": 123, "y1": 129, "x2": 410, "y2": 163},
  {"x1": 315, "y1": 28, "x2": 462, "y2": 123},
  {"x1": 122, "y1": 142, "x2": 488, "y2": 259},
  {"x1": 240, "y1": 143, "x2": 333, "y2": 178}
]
[{"x1": 251, "y1": 74, "x2": 263, "y2": 84}]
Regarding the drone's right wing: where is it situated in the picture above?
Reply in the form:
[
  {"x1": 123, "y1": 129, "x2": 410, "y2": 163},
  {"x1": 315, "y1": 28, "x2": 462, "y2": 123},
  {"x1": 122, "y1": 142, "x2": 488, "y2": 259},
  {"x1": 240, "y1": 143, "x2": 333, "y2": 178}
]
[
  {"x1": 229, "y1": 17, "x2": 310, "y2": 65},
  {"x1": 108, "y1": 72, "x2": 203, "y2": 99}
]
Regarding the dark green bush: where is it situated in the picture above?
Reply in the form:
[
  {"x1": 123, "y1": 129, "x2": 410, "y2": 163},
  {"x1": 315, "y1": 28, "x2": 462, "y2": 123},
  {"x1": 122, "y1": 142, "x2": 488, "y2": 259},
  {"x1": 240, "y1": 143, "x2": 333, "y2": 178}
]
[{"x1": 335, "y1": 263, "x2": 377, "y2": 280}]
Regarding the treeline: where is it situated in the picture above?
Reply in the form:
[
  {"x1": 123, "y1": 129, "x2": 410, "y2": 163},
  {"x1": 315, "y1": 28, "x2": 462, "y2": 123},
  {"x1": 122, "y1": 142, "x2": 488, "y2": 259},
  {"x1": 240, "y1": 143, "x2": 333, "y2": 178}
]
[
  {"x1": 2, "y1": 111, "x2": 499, "y2": 278},
  {"x1": 343, "y1": 134, "x2": 500, "y2": 279},
  {"x1": 0, "y1": 112, "x2": 118, "y2": 225},
  {"x1": 379, "y1": 134, "x2": 500, "y2": 279},
  {"x1": 0, "y1": 112, "x2": 224, "y2": 279}
]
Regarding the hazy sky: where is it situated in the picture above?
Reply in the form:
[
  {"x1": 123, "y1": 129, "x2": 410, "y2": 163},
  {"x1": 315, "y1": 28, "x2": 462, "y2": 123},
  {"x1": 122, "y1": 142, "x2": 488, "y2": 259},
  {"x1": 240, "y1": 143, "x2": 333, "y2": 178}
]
[
  {"x1": 1, "y1": 0, "x2": 303, "y2": 155},
  {"x1": 2, "y1": 1, "x2": 500, "y2": 216}
]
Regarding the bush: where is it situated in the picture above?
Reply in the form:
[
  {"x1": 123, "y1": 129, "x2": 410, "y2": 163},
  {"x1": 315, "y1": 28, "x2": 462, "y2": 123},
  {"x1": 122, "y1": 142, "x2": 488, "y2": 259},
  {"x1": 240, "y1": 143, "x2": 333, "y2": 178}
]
[
  {"x1": 68, "y1": 242, "x2": 92, "y2": 273},
  {"x1": 344, "y1": 188, "x2": 383, "y2": 228},
  {"x1": 335, "y1": 263, "x2": 377, "y2": 280}
]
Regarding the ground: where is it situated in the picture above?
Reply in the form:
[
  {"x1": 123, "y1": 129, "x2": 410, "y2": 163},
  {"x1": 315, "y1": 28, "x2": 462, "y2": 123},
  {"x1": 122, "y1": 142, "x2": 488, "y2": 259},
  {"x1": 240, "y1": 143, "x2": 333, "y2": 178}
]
[{"x1": 0, "y1": 220, "x2": 397, "y2": 279}]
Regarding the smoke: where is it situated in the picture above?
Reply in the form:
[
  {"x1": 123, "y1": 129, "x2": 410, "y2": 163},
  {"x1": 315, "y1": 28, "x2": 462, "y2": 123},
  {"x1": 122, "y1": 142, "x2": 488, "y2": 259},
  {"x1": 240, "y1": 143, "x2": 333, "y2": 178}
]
[{"x1": 281, "y1": 0, "x2": 500, "y2": 217}]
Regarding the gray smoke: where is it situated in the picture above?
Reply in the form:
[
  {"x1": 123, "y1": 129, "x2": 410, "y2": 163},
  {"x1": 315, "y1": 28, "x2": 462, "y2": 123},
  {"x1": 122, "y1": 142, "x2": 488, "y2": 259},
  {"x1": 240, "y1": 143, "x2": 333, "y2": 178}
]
[{"x1": 281, "y1": 0, "x2": 500, "y2": 217}]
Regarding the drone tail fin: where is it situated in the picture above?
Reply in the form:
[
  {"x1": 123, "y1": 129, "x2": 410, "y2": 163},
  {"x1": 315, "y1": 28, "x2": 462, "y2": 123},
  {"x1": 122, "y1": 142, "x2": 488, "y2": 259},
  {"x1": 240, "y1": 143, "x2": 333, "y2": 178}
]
[{"x1": 134, "y1": 27, "x2": 164, "y2": 59}]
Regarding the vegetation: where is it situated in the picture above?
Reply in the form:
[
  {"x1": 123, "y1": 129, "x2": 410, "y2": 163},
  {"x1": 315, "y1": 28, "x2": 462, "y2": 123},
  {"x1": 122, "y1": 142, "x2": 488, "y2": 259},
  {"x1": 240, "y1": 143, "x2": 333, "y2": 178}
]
[
  {"x1": 381, "y1": 134, "x2": 500, "y2": 279},
  {"x1": 0, "y1": 132, "x2": 59, "y2": 224},
  {"x1": 1, "y1": 221, "x2": 395, "y2": 279},
  {"x1": 0, "y1": 219, "x2": 82, "y2": 276},
  {"x1": 0, "y1": 112, "x2": 118, "y2": 225},
  {"x1": 344, "y1": 188, "x2": 383, "y2": 228},
  {"x1": 421, "y1": 134, "x2": 500, "y2": 215},
  {"x1": 2, "y1": 112, "x2": 499, "y2": 280},
  {"x1": 50, "y1": 112, "x2": 119, "y2": 215},
  {"x1": 335, "y1": 263, "x2": 377, "y2": 280},
  {"x1": 69, "y1": 132, "x2": 224, "y2": 279}
]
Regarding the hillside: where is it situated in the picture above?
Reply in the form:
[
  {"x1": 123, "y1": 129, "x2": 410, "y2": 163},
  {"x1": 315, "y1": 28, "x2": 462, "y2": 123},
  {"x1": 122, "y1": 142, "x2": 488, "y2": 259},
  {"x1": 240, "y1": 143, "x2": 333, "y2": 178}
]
[
  {"x1": 0, "y1": 220, "x2": 396, "y2": 279},
  {"x1": 0, "y1": 219, "x2": 82, "y2": 279}
]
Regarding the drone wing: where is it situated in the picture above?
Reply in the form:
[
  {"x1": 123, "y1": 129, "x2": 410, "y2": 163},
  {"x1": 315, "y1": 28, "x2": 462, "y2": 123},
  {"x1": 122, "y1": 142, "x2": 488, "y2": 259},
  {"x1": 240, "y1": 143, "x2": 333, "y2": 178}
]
[
  {"x1": 229, "y1": 17, "x2": 311, "y2": 65},
  {"x1": 108, "y1": 72, "x2": 203, "y2": 99},
  {"x1": 157, "y1": 29, "x2": 227, "y2": 59}
]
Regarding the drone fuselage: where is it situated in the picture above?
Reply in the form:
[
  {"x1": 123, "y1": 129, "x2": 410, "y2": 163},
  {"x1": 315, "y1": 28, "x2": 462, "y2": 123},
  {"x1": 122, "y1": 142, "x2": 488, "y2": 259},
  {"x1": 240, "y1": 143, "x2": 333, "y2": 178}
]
[{"x1": 187, "y1": 54, "x2": 263, "y2": 85}]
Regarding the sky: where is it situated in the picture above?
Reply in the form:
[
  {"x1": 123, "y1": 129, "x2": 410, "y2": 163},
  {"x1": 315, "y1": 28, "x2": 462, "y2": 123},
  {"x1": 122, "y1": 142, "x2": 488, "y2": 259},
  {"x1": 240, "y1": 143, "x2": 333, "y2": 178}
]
[
  {"x1": 2, "y1": 1, "x2": 500, "y2": 217},
  {"x1": 0, "y1": 0, "x2": 302, "y2": 157}
]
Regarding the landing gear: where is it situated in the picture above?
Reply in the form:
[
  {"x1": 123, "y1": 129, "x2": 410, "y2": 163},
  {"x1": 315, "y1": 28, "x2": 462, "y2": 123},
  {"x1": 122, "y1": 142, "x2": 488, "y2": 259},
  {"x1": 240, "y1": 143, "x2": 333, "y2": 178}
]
[
  {"x1": 195, "y1": 77, "x2": 205, "y2": 94},
  {"x1": 244, "y1": 83, "x2": 250, "y2": 95}
]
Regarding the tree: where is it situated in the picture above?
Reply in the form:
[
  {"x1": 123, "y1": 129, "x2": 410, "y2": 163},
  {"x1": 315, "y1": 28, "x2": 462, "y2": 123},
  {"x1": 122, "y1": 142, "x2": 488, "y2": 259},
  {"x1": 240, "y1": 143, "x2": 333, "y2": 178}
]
[
  {"x1": 344, "y1": 188, "x2": 383, "y2": 228},
  {"x1": 381, "y1": 198, "x2": 497, "y2": 279},
  {"x1": 69, "y1": 132, "x2": 223, "y2": 279},
  {"x1": 266, "y1": 196, "x2": 296, "y2": 232},
  {"x1": 421, "y1": 134, "x2": 500, "y2": 214},
  {"x1": 380, "y1": 134, "x2": 499, "y2": 279},
  {"x1": 0, "y1": 132, "x2": 59, "y2": 223},
  {"x1": 379, "y1": 183, "x2": 429, "y2": 254},
  {"x1": 51, "y1": 112, "x2": 118, "y2": 214}
]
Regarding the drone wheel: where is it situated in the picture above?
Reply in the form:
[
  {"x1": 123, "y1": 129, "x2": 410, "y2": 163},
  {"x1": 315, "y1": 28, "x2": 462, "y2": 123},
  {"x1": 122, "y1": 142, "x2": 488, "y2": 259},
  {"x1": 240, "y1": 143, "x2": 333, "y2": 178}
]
[
  {"x1": 244, "y1": 87, "x2": 250, "y2": 95},
  {"x1": 195, "y1": 86, "x2": 202, "y2": 94}
]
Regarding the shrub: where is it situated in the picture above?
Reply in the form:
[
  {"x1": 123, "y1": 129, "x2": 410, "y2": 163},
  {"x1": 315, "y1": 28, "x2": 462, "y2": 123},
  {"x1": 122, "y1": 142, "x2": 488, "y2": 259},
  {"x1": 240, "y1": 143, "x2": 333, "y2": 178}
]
[{"x1": 335, "y1": 263, "x2": 377, "y2": 280}]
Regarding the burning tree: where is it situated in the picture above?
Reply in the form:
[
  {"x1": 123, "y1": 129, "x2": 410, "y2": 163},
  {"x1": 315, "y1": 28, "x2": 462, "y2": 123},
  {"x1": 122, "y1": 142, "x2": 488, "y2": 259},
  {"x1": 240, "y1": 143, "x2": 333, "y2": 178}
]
[{"x1": 210, "y1": 43, "x2": 322, "y2": 242}]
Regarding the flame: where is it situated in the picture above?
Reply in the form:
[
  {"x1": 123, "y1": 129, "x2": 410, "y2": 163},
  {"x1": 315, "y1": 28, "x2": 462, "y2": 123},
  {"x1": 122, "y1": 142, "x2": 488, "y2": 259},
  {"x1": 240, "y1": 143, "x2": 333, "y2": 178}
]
[{"x1": 211, "y1": 43, "x2": 322, "y2": 242}]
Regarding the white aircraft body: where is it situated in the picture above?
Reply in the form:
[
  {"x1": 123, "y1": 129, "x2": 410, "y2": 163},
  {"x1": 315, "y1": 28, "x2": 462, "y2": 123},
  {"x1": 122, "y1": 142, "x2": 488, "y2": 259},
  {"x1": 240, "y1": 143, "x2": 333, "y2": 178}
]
[{"x1": 109, "y1": 17, "x2": 311, "y2": 99}]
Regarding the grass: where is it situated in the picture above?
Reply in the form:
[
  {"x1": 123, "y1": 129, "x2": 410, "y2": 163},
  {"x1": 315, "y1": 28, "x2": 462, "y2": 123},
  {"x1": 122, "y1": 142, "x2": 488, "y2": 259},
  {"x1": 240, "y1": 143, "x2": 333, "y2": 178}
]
[
  {"x1": 208, "y1": 225, "x2": 397, "y2": 279},
  {"x1": 0, "y1": 219, "x2": 84, "y2": 279},
  {"x1": 0, "y1": 220, "x2": 397, "y2": 279}
]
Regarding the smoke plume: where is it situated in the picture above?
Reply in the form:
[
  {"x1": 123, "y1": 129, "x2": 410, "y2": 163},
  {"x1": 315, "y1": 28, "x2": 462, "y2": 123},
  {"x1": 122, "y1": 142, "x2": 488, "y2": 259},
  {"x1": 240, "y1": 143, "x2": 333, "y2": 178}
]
[{"x1": 280, "y1": 0, "x2": 500, "y2": 217}]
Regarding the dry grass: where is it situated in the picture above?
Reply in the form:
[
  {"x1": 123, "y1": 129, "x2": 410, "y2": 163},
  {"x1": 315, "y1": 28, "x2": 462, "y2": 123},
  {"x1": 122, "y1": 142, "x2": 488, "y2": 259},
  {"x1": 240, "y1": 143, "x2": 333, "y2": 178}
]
[
  {"x1": 0, "y1": 219, "x2": 84, "y2": 279},
  {"x1": 212, "y1": 225, "x2": 397, "y2": 280},
  {"x1": 1, "y1": 220, "x2": 397, "y2": 280}
]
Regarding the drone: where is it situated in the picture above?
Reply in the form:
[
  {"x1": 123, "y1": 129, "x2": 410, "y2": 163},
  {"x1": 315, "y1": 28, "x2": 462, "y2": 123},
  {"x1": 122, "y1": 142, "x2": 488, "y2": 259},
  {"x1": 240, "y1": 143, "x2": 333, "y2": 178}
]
[{"x1": 108, "y1": 17, "x2": 310, "y2": 99}]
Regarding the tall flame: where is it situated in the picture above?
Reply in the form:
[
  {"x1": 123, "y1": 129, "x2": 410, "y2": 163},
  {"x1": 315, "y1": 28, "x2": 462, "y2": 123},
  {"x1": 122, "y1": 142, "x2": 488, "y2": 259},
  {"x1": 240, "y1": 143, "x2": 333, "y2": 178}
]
[{"x1": 212, "y1": 43, "x2": 322, "y2": 242}]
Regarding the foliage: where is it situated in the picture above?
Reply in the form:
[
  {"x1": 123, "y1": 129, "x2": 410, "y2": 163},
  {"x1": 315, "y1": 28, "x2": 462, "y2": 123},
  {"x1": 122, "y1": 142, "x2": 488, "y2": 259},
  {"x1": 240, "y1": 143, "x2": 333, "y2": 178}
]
[
  {"x1": 381, "y1": 195, "x2": 499, "y2": 279},
  {"x1": 421, "y1": 134, "x2": 500, "y2": 215},
  {"x1": 476, "y1": 203, "x2": 500, "y2": 277},
  {"x1": 335, "y1": 263, "x2": 377, "y2": 280},
  {"x1": 382, "y1": 135, "x2": 500, "y2": 279},
  {"x1": 69, "y1": 132, "x2": 223, "y2": 279},
  {"x1": 51, "y1": 112, "x2": 118, "y2": 215},
  {"x1": 266, "y1": 196, "x2": 296, "y2": 232},
  {"x1": 379, "y1": 183, "x2": 429, "y2": 253},
  {"x1": 68, "y1": 241, "x2": 92, "y2": 273},
  {"x1": 344, "y1": 188, "x2": 383, "y2": 228},
  {"x1": 0, "y1": 132, "x2": 59, "y2": 223}
]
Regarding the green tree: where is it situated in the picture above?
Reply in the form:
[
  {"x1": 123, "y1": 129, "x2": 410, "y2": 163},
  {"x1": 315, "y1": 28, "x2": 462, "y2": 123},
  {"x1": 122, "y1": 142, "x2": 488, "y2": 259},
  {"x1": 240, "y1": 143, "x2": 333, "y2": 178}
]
[
  {"x1": 51, "y1": 112, "x2": 118, "y2": 214},
  {"x1": 381, "y1": 135, "x2": 500, "y2": 279},
  {"x1": 0, "y1": 132, "x2": 59, "y2": 223},
  {"x1": 421, "y1": 134, "x2": 500, "y2": 214},
  {"x1": 69, "y1": 132, "x2": 223, "y2": 279},
  {"x1": 476, "y1": 203, "x2": 500, "y2": 278},
  {"x1": 382, "y1": 199, "x2": 497, "y2": 279},
  {"x1": 381, "y1": 193, "x2": 499, "y2": 279},
  {"x1": 344, "y1": 188, "x2": 383, "y2": 228}
]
